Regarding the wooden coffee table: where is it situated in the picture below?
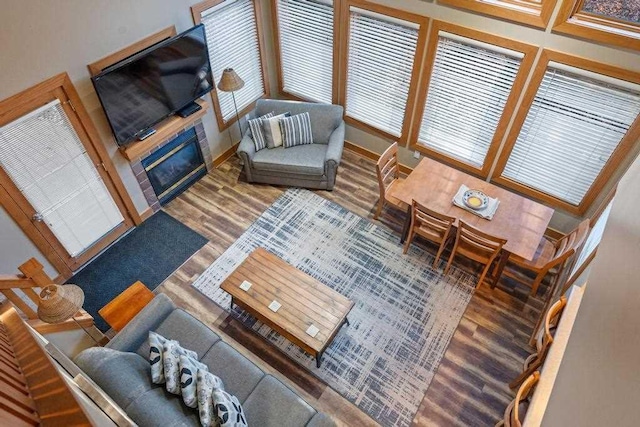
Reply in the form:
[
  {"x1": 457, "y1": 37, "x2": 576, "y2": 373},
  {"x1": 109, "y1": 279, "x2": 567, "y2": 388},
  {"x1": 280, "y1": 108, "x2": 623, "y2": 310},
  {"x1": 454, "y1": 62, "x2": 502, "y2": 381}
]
[{"x1": 220, "y1": 248, "x2": 353, "y2": 367}]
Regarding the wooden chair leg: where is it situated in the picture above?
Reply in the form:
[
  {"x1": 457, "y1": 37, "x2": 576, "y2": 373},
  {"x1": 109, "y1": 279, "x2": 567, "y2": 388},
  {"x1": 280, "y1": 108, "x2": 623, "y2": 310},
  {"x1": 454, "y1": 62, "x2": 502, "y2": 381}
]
[
  {"x1": 402, "y1": 230, "x2": 414, "y2": 254},
  {"x1": 374, "y1": 199, "x2": 384, "y2": 220},
  {"x1": 444, "y1": 253, "x2": 455, "y2": 275},
  {"x1": 433, "y1": 242, "x2": 446, "y2": 268}
]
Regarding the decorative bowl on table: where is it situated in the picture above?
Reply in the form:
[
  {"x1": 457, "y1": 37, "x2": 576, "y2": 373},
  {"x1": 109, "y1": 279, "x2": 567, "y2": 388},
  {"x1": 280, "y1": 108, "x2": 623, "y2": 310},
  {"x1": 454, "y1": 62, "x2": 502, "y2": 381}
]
[{"x1": 462, "y1": 189, "x2": 489, "y2": 210}]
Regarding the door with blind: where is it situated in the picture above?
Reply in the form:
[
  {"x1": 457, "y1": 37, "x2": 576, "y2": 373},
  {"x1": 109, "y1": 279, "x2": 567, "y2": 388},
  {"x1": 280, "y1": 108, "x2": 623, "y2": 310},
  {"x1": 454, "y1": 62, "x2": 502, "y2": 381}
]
[{"x1": 0, "y1": 76, "x2": 133, "y2": 272}]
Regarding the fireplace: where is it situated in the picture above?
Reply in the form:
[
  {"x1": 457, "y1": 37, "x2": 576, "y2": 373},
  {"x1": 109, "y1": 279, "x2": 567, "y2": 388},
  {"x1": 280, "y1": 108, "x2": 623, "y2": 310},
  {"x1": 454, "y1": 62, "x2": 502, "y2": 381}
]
[{"x1": 141, "y1": 128, "x2": 206, "y2": 205}]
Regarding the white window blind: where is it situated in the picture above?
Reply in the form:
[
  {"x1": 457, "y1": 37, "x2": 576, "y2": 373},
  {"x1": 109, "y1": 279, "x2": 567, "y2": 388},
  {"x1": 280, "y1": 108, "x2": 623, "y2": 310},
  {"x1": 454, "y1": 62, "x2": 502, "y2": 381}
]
[
  {"x1": 502, "y1": 63, "x2": 640, "y2": 205},
  {"x1": 0, "y1": 100, "x2": 124, "y2": 257},
  {"x1": 277, "y1": 0, "x2": 334, "y2": 104},
  {"x1": 345, "y1": 7, "x2": 420, "y2": 137},
  {"x1": 418, "y1": 33, "x2": 523, "y2": 167},
  {"x1": 201, "y1": 0, "x2": 265, "y2": 122}
]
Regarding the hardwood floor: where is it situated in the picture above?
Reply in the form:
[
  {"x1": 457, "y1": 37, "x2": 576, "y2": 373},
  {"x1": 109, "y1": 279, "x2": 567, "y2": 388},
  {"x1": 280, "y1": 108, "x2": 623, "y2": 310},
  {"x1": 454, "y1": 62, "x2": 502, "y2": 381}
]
[{"x1": 157, "y1": 150, "x2": 546, "y2": 426}]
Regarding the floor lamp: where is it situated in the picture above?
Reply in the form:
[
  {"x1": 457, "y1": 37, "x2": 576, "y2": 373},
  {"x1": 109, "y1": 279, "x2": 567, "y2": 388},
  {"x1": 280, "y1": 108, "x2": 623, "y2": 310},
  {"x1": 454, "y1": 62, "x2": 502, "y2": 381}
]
[
  {"x1": 37, "y1": 284, "x2": 101, "y2": 346},
  {"x1": 217, "y1": 68, "x2": 245, "y2": 137}
]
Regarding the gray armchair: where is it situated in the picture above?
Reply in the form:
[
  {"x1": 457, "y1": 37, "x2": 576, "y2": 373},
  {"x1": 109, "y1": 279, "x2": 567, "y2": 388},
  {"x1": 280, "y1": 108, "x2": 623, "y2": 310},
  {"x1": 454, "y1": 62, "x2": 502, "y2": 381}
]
[{"x1": 236, "y1": 99, "x2": 345, "y2": 190}]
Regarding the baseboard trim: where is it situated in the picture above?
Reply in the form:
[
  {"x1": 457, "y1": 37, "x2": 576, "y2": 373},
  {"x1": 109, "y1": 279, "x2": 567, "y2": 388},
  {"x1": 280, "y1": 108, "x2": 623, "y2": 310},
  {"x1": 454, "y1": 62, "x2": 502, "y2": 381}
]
[
  {"x1": 344, "y1": 140, "x2": 413, "y2": 175},
  {"x1": 140, "y1": 207, "x2": 155, "y2": 222},
  {"x1": 213, "y1": 142, "x2": 240, "y2": 168}
]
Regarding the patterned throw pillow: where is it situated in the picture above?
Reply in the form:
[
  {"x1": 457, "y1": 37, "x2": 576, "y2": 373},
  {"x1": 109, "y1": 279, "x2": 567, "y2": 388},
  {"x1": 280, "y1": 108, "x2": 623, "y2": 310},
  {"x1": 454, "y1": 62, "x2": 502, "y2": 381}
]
[
  {"x1": 149, "y1": 331, "x2": 169, "y2": 384},
  {"x1": 179, "y1": 355, "x2": 209, "y2": 408},
  {"x1": 262, "y1": 112, "x2": 291, "y2": 149},
  {"x1": 163, "y1": 340, "x2": 198, "y2": 395},
  {"x1": 280, "y1": 112, "x2": 314, "y2": 148},
  {"x1": 248, "y1": 111, "x2": 274, "y2": 152},
  {"x1": 196, "y1": 369, "x2": 225, "y2": 426},
  {"x1": 213, "y1": 389, "x2": 248, "y2": 426}
]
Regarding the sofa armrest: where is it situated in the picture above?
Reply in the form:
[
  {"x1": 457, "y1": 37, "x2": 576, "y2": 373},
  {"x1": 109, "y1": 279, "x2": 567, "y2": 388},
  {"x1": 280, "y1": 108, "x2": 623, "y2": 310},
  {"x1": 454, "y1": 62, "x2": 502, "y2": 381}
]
[
  {"x1": 325, "y1": 122, "x2": 345, "y2": 165},
  {"x1": 236, "y1": 133, "x2": 256, "y2": 181},
  {"x1": 105, "y1": 293, "x2": 175, "y2": 353},
  {"x1": 324, "y1": 122, "x2": 345, "y2": 190}
]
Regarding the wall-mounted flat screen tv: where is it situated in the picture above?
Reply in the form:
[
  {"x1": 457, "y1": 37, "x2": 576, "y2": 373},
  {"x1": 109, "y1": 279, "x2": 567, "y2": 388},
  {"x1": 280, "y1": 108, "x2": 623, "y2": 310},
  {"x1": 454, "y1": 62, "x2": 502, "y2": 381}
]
[{"x1": 92, "y1": 24, "x2": 213, "y2": 145}]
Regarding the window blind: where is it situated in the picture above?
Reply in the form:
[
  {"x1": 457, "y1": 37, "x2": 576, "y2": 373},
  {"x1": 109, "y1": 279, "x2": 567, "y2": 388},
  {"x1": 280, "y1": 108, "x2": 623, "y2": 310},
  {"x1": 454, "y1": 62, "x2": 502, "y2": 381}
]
[
  {"x1": 0, "y1": 100, "x2": 123, "y2": 257},
  {"x1": 277, "y1": 0, "x2": 334, "y2": 104},
  {"x1": 345, "y1": 7, "x2": 420, "y2": 137},
  {"x1": 418, "y1": 33, "x2": 523, "y2": 167},
  {"x1": 201, "y1": 0, "x2": 265, "y2": 122},
  {"x1": 502, "y1": 64, "x2": 640, "y2": 205}
]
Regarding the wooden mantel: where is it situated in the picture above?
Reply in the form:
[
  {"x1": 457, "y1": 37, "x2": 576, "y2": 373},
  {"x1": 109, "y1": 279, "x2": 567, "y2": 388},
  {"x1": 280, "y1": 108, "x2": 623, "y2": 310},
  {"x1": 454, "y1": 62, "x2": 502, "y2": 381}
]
[{"x1": 118, "y1": 98, "x2": 209, "y2": 161}]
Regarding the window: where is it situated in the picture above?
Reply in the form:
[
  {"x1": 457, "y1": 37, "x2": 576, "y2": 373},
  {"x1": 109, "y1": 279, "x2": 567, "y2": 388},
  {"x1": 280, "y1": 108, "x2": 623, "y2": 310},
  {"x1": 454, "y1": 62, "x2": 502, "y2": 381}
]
[
  {"x1": 494, "y1": 51, "x2": 640, "y2": 214},
  {"x1": 411, "y1": 23, "x2": 536, "y2": 175},
  {"x1": 274, "y1": 0, "x2": 337, "y2": 104},
  {"x1": 340, "y1": 2, "x2": 427, "y2": 141},
  {"x1": 554, "y1": 0, "x2": 640, "y2": 51},
  {"x1": 192, "y1": 0, "x2": 268, "y2": 131},
  {"x1": 437, "y1": 0, "x2": 558, "y2": 28}
]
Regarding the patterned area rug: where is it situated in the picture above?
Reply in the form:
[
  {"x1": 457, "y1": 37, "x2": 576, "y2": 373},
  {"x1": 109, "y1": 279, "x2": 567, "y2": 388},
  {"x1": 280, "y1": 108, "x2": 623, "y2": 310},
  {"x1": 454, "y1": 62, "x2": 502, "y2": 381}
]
[{"x1": 192, "y1": 189, "x2": 475, "y2": 426}]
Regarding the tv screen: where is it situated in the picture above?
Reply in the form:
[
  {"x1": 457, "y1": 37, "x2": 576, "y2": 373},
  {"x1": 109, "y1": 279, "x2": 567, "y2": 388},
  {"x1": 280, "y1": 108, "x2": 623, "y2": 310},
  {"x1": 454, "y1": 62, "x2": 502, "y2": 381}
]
[{"x1": 92, "y1": 25, "x2": 213, "y2": 145}]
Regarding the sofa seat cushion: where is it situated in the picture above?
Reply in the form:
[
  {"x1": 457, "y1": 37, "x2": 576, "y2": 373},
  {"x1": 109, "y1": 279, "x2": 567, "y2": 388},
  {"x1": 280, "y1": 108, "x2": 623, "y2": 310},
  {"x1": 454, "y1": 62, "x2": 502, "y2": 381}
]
[
  {"x1": 74, "y1": 347, "x2": 155, "y2": 410},
  {"x1": 200, "y1": 341, "x2": 265, "y2": 402},
  {"x1": 136, "y1": 309, "x2": 221, "y2": 360},
  {"x1": 124, "y1": 387, "x2": 200, "y2": 427},
  {"x1": 242, "y1": 375, "x2": 316, "y2": 427},
  {"x1": 252, "y1": 144, "x2": 327, "y2": 176}
]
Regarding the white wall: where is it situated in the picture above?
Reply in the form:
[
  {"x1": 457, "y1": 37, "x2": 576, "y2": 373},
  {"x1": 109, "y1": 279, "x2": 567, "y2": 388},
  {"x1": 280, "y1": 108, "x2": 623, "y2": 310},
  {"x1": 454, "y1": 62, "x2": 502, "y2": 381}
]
[
  {"x1": 0, "y1": 0, "x2": 276, "y2": 276},
  {"x1": 540, "y1": 143, "x2": 640, "y2": 426},
  {"x1": 333, "y1": 0, "x2": 640, "y2": 232}
]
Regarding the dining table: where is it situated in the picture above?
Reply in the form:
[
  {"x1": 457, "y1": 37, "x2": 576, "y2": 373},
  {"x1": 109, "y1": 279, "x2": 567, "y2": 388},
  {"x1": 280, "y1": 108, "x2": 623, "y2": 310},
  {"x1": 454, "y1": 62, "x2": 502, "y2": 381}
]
[{"x1": 387, "y1": 157, "x2": 555, "y2": 285}]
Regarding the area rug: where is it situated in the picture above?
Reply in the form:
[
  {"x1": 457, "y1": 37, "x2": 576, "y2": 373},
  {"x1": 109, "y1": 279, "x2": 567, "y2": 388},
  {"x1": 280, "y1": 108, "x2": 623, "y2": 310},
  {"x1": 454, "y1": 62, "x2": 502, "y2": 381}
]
[
  {"x1": 69, "y1": 211, "x2": 208, "y2": 332},
  {"x1": 192, "y1": 189, "x2": 475, "y2": 427}
]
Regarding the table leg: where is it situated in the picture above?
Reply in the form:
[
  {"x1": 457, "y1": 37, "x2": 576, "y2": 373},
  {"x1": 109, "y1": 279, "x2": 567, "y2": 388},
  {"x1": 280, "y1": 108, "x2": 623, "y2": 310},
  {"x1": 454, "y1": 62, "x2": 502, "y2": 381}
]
[
  {"x1": 316, "y1": 351, "x2": 323, "y2": 368},
  {"x1": 490, "y1": 250, "x2": 510, "y2": 289},
  {"x1": 230, "y1": 296, "x2": 235, "y2": 310},
  {"x1": 400, "y1": 206, "x2": 411, "y2": 243},
  {"x1": 344, "y1": 317, "x2": 350, "y2": 327}
]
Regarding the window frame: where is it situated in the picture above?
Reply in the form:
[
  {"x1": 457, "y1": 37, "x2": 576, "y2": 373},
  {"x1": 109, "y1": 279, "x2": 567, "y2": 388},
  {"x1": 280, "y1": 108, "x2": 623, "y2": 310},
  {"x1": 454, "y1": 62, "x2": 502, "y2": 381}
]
[
  {"x1": 492, "y1": 49, "x2": 640, "y2": 215},
  {"x1": 191, "y1": 0, "x2": 270, "y2": 132},
  {"x1": 553, "y1": 0, "x2": 640, "y2": 51},
  {"x1": 338, "y1": 0, "x2": 429, "y2": 144},
  {"x1": 437, "y1": 0, "x2": 559, "y2": 29},
  {"x1": 409, "y1": 21, "x2": 538, "y2": 177},
  {"x1": 271, "y1": 0, "x2": 341, "y2": 104}
]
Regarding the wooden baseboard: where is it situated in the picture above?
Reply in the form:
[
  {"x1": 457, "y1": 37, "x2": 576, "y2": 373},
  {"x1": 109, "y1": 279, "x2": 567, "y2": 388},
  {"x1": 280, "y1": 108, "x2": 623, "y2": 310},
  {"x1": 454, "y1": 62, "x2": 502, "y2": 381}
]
[
  {"x1": 344, "y1": 140, "x2": 413, "y2": 175},
  {"x1": 139, "y1": 207, "x2": 155, "y2": 222},
  {"x1": 213, "y1": 142, "x2": 240, "y2": 168}
]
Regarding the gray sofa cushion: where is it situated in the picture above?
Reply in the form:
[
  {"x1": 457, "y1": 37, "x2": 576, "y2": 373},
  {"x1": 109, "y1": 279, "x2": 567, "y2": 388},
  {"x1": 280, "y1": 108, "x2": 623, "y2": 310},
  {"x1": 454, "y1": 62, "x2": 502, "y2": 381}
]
[
  {"x1": 243, "y1": 375, "x2": 316, "y2": 427},
  {"x1": 106, "y1": 293, "x2": 175, "y2": 354},
  {"x1": 254, "y1": 99, "x2": 343, "y2": 144},
  {"x1": 307, "y1": 412, "x2": 338, "y2": 427},
  {"x1": 124, "y1": 387, "x2": 200, "y2": 427},
  {"x1": 200, "y1": 341, "x2": 265, "y2": 403},
  {"x1": 136, "y1": 309, "x2": 221, "y2": 359},
  {"x1": 253, "y1": 144, "x2": 327, "y2": 176},
  {"x1": 74, "y1": 347, "x2": 155, "y2": 410}
]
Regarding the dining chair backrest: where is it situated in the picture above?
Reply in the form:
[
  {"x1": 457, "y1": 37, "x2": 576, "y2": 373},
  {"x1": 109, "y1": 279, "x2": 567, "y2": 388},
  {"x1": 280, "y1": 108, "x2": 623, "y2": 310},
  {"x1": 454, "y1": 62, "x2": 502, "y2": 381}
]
[
  {"x1": 412, "y1": 200, "x2": 456, "y2": 240},
  {"x1": 538, "y1": 218, "x2": 591, "y2": 279},
  {"x1": 454, "y1": 220, "x2": 508, "y2": 265},
  {"x1": 535, "y1": 296, "x2": 567, "y2": 353},
  {"x1": 509, "y1": 371, "x2": 540, "y2": 427},
  {"x1": 376, "y1": 142, "x2": 400, "y2": 197}
]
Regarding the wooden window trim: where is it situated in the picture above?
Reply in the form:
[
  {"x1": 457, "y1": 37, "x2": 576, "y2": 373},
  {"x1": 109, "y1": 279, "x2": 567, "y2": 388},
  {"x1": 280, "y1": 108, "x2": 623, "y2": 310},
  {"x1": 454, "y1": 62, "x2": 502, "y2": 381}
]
[
  {"x1": 271, "y1": 0, "x2": 341, "y2": 104},
  {"x1": 0, "y1": 72, "x2": 140, "y2": 275},
  {"x1": 409, "y1": 21, "x2": 538, "y2": 178},
  {"x1": 491, "y1": 49, "x2": 640, "y2": 215},
  {"x1": 437, "y1": 0, "x2": 558, "y2": 29},
  {"x1": 553, "y1": 0, "x2": 640, "y2": 51},
  {"x1": 191, "y1": 0, "x2": 271, "y2": 132},
  {"x1": 338, "y1": 0, "x2": 429, "y2": 145}
]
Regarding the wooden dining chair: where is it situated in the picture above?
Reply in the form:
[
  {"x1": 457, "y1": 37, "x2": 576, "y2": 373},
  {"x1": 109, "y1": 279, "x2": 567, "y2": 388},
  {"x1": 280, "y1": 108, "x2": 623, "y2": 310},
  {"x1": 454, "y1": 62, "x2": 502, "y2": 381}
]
[
  {"x1": 444, "y1": 221, "x2": 507, "y2": 288},
  {"x1": 509, "y1": 296, "x2": 567, "y2": 390},
  {"x1": 496, "y1": 371, "x2": 540, "y2": 427},
  {"x1": 374, "y1": 142, "x2": 407, "y2": 219},
  {"x1": 503, "y1": 219, "x2": 590, "y2": 297},
  {"x1": 403, "y1": 200, "x2": 456, "y2": 268}
]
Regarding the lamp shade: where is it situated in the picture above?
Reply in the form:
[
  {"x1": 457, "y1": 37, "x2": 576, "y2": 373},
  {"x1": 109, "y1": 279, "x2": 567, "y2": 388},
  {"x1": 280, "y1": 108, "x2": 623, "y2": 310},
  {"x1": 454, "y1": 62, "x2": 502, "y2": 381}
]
[
  {"x1": 217, "y1": 68, "x2": 245, "y2": 92},
  {"x1": 38, "y1": 284, "x2": 84, "y2": 324}
]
